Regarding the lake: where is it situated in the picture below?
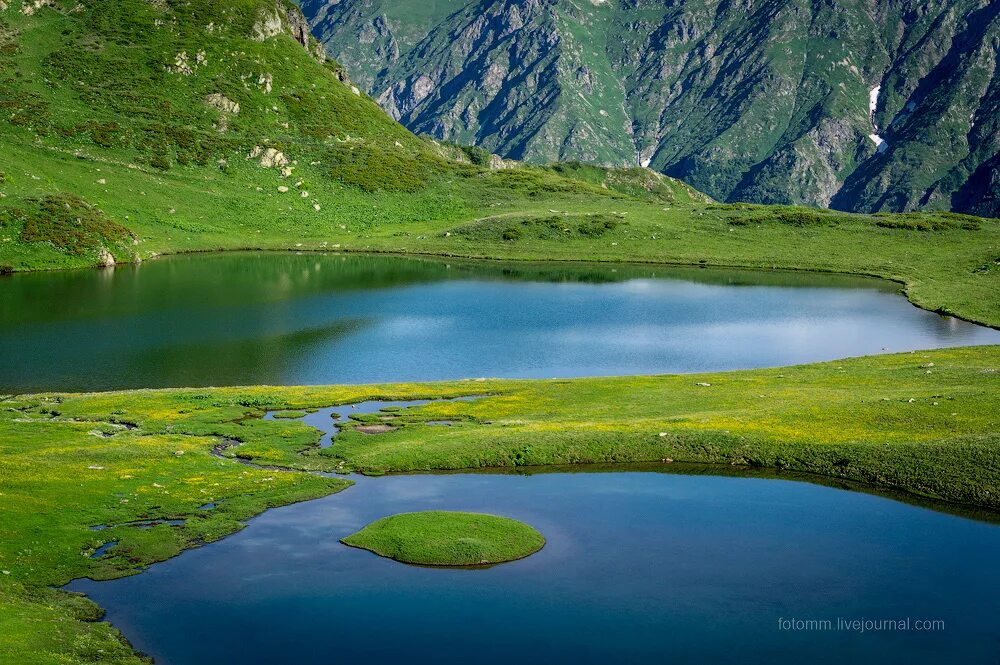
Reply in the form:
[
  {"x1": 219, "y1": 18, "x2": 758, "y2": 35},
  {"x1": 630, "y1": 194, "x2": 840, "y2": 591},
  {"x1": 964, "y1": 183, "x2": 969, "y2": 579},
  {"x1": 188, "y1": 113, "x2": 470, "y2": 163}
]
[
  {"x1": 69, "y1": 469, "x2": 1000, "y2": 664},
  {"x1": 1, "y1": 252, "x2": 998, "y2": 392}
]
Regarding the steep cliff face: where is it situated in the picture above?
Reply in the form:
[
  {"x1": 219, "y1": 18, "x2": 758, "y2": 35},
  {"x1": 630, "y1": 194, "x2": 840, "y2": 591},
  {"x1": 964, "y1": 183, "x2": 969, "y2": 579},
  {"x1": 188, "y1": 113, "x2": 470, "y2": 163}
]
[{"x1": 301, "y1": 0, "x2": 1000, "y2": 215}]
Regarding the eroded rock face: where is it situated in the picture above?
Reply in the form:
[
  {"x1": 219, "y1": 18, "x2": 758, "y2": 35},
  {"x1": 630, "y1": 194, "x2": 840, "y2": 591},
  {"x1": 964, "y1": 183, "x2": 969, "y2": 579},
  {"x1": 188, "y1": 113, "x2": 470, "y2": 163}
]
[
  {"x1": 284, "y1": 5, "x2": 311, "y2": 48},
  {"x1": 251, "y1": 5, "x2": 284, "y2": 42},
  {"x1": 302, "y1": 0, "x2": 1000, "y2": 215},
  {"x1": 250, "y1": 2, "x2": 327, "y2": 64}
]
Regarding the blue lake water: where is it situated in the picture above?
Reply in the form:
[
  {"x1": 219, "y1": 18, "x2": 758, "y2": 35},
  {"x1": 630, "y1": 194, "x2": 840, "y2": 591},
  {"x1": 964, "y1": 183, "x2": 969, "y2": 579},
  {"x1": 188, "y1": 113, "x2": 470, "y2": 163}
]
[
  {"x1": 69, "y1": 470, "x2": 1000, "y2": 664},
  {"x1": 1, "y1": 252, "x2": 998, "y2": 391}
]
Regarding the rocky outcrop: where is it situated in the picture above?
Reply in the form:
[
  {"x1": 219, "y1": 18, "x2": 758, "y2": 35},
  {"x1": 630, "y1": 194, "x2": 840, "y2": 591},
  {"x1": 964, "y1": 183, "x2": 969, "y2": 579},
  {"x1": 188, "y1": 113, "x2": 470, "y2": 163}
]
[
  {"x1": 248, "y1": 145, "x2": 289, "y2": 169},
  {"x1": 250, "y1": 4, "x2": 284, "y2": 42},
  {"x1": 204, "y1": 93, "x2": 240, "y2": 115},
  {"x1": 96, "y1": 248, "x2": 115, "y2": 268},
  {"x1": 21, "y1": 0, "x2": 55, "y2": 15},
  {"x1": 251, "y1": 1, "x2": 327, "y2": 64},
  {"x1": 303, "y1": 0, "x2": 1000, "y2": 215}
]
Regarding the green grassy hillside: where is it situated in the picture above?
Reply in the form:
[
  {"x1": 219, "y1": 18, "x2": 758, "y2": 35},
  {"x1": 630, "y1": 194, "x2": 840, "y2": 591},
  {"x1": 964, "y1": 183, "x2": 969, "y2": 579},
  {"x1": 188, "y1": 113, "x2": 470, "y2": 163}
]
[{"x1": 0, "y1": 0, "x2": 701, "y2": 267}]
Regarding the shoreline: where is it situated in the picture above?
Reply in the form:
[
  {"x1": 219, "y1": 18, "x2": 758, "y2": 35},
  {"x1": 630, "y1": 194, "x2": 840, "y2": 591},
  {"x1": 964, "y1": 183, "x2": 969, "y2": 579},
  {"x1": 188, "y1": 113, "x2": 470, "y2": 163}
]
[{"x1": 4, "y1": 244, "x2": 998, "y2": 332}]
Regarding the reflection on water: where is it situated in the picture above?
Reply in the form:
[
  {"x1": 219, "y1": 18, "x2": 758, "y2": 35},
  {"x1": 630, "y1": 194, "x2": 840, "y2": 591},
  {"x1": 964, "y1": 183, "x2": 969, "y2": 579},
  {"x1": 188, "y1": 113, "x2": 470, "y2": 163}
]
[
  {"x1": 68, "y1": 471, "x2": 1000, "y2": 665},
  {"x1": 1, "y1": 252, "x2": 997, "y2": 391}
]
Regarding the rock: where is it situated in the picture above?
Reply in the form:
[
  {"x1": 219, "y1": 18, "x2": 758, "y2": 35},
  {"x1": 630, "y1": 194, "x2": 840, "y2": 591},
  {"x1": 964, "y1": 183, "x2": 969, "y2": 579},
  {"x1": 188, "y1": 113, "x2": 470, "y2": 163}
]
[
  {"x1": 204, "y1": 93, "x2": 240, "y2": 115},
  {"x1": 168, "y1": 51, "x2": 194, "y2": 76},
  {"x1": 488, "y1": 154, "x2": 518, "y2": 170},
  {"x1": 280, "y1": 166, "x2": 293, "y2": 177},
  {"x1": 313, "y1": 203, "x2": 321, "y2": 211},
  {"x1": 259, "y1": 73, "x2": 273, "y2": 94},
  {"x1": 251, "y1": 5, "x2": 284, "y2": 42},
  {"x1": 21, "y1": 0, "x2": 54, "y2": 15},
  {"x1": 284, "y1": 5, "x2": 311, "y2": 48},
  {"x1": 277, "y1": 186, "x2": 289, "y2": 193},
  {"x1": 696, "y1": 382, "x2": 712, "y2": 387},
  {"x1": 258, "y1": 148, "x2": 288, "y2": 168},
  {"x1": 96, "y1": 178, "x2": 106, "y2": 185},
  {"x1": 96, "y1": 248, "x2": 115, "y2": 268}
]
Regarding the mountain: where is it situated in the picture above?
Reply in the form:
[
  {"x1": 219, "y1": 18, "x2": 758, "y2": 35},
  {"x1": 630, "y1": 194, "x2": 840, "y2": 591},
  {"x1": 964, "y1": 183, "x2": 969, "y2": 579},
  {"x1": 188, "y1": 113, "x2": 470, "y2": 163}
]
[{"x1": 299, "y1": 0, "x2": 1000, "y2": 216}]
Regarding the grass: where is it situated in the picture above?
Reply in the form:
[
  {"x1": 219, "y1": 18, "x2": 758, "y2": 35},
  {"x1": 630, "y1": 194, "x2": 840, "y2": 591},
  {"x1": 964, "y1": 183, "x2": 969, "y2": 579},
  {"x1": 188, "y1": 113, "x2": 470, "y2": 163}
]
[
  {"x1": 1, "y1": 346, "x2": 999, "y2": 661},
  {"x1": 341, "y1": 511, "x2": 545, "y2": 566}
]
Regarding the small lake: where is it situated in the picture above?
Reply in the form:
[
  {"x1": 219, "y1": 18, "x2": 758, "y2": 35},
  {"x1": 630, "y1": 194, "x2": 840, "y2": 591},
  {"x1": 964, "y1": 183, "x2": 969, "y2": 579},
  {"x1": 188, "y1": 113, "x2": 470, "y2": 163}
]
[
  {"x1": 1, "y1": 252, "x2": 998, "y2": 392},
  {"x1": 69, "y1": 469, "x2": 1000, "y2": 665}
]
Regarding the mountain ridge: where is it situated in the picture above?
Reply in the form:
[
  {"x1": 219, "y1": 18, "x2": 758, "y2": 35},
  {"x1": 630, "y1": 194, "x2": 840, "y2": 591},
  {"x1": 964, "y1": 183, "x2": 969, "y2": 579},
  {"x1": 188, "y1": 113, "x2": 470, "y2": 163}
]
[{"x1": 300, "y1": 0, "x2": 1000, "y2": 216}]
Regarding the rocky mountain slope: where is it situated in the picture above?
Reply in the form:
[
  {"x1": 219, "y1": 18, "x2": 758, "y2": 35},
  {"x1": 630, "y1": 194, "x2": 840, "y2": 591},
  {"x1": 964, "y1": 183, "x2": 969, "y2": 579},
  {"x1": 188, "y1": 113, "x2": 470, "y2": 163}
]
[{"x1": 300, "y1": 0, "x2": 1000, "y2": 216}]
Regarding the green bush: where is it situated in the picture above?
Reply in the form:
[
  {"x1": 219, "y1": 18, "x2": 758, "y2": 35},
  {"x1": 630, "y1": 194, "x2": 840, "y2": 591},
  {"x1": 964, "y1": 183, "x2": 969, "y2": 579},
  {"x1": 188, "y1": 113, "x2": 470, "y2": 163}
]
[
  {"x1": 17, "y1": 194, "x2": 133, "y2": 255},
  {"x1": 873, "y1": 213, "x2": 981, "y2": 232}
]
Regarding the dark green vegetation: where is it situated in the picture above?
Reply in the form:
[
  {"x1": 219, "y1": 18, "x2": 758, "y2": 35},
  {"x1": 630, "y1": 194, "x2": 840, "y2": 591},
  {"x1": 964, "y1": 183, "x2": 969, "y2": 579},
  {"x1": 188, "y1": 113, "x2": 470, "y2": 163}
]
[
  {"x1": 302, "y1": 0, "x2": 1000, "y2": 215},
  {"x1": 2, "y1": 345, "x2": 999, "y2": 661},
  {"x1": 341, "y1": 511, "x2": 545, "y2": 566}
]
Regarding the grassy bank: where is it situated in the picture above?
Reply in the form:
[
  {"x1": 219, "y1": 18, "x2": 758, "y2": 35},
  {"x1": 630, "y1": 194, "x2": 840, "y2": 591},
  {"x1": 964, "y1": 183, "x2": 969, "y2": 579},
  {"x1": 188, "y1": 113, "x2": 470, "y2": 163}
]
[
  {"x1": 341, "y1": 511, "x2": 545, "y2": 566},
  {"x1": 3, "y1": 128, "x2": 998, "y2": 327},
  {"x1": 2, "y1": 345, "x2": 999, "y2": 661}
]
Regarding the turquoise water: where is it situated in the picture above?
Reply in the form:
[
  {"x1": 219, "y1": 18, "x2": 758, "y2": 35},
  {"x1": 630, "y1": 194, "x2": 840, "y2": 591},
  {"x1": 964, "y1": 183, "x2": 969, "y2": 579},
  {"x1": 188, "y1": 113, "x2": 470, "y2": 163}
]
[
  {"x1": 69, "y1": 470, "x2": 1000, "y2": 664},
  {"x1": 1, "y1": 252, "x2": 998, "y2": 392}
]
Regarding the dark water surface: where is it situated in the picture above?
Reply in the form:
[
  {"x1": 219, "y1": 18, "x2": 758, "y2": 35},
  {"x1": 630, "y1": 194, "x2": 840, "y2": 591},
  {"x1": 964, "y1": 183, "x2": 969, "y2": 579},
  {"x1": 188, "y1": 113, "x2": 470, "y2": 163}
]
[
  {"x1": 69, "y1": 470, "x2": 1000, "y2": 665},
  {"x1": 2, "y1": 252, "x2": 998, "y2": 392}
]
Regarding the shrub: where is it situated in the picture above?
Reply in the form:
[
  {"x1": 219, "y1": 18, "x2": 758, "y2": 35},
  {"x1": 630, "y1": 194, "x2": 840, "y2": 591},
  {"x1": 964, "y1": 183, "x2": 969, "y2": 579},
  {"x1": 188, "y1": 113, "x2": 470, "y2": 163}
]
[
  {"x1": 18, "y1": 194, "x2": 134, "y2": 255},
  {"x1": 873, "y1": 214, "x2": 981, "y2": 232},
  {"x1": 451, "y1": 213, "x2": 622, "y2": 242},
  {"x1": 327, "y1": 144, "x2": 440, "y2": 193}
]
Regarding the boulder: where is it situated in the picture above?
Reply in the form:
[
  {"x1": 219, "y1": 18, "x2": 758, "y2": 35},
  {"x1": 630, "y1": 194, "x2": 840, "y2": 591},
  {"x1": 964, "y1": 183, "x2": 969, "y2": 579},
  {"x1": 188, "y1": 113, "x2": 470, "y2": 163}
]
[
  {"x1": 260, "y1": 148, "x2": 288, "y2": 168},
  {"x1": 97, "y1": 248, "x2": 115, "y2": 268}
]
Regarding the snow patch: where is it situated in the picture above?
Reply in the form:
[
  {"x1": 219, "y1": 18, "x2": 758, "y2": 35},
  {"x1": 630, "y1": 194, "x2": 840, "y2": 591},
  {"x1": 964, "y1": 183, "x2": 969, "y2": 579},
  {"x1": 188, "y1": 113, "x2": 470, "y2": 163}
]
[
  {"x1": 868, "y1": 86, "x2": 888, "y2": 154},
  {"x1": 868, "y1": 134, "x2": 887, "y2": 153},
  {"x1": 869, "y1": 86, "x2": 880, "y2": 120}
]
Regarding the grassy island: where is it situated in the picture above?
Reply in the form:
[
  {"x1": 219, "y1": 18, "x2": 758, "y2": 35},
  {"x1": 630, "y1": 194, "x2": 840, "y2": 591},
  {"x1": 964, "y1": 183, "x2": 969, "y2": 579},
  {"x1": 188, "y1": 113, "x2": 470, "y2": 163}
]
[{"x1": 342, "y1": 511, "x2": 545, "y2": 566}]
